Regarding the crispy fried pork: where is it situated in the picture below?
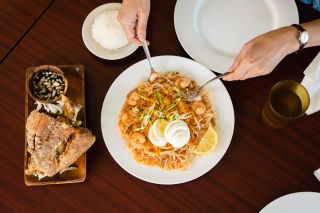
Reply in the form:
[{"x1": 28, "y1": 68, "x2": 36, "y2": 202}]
[{"x1": 25, "y1": 110, "x2": 95, "y2": 178}]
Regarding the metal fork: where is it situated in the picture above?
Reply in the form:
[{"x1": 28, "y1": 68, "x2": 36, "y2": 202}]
[
  {"x1": 142, "y1": 40, "x2": 157, "y2": 82},
  {"x1": 181, "y1": 72, "x2": 231, "y2": 102}
]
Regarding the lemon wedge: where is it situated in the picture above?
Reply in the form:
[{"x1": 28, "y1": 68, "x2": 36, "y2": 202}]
[{"x1": 194, "y1": 126, "x2": 218, "y2": 155}]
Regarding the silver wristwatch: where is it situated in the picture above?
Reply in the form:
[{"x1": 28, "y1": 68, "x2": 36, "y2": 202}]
[{"x1": 291, "y1": 24, "x2": 309, "y2": 52}]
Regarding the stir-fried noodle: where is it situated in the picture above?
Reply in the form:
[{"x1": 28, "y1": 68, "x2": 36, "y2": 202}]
[{"x1": 118, "y1": 72, "x2": 216, "y2": 170}]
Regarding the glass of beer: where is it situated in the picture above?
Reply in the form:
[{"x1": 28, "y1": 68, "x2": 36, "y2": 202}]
[{"x1": 261, "y1": 80, "x2": 310, "y2": 129}]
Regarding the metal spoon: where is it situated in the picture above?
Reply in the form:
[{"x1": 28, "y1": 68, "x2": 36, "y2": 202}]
[
  {"x1": 141, "y1": 40, "x2": 157, "y2": 82},
  {"x1": 182, "y1": 72, "x2": 231, "y2": 102}
]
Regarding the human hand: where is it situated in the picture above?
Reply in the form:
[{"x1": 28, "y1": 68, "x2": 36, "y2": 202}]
[
  {"x1": 224, "y1": 26, "x2": 299, "y2": 81},
  {"x1": 118, "y1": 0, "x2": 150, "y2": 46}
]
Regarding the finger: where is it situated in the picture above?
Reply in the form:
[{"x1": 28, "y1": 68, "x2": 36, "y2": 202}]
[
  {"x1": 122, "y1": 24, "x2": 141, "y2": 46},
  {"x1": 240, "y1": 68, "x2": 262, "y2": 80},
  {"x1": 228, "y1": 52, "x2": 242, "y2": 72},
  {"x1": 225, "y1": 62, "x2": 251, "y2": 81},
  {"x1": 223, "y1": 60, "x2": 240, "y2": 81},
  {"x1": 224, "y1": 47, "x2": 247, "y2": 81},
  {"x1": 137, "y1": 12, "x2": 149, "y2": 42},
  {"x1": 132, "y1": 38, "x2": 143, "y2": 46},
  {"x1": 241, "y1": 65, "x2": 272, "y2": 80},
  {"x1": 230, "y1": 44, "x2": 249, "y2": 71},
  {"x1": 223, "y1": 57, "x2": 244, "y2": 81}
]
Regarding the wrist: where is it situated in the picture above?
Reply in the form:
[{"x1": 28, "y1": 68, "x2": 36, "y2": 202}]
[{"x1": 281, "y1": 26, "x2": 301, "y2": 54}]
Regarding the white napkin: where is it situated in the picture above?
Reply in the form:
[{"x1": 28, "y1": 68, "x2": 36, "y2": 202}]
[
  {"x1": 301, "y1": 52, "x2": 320, "y2": 115},
  {"x1": 314, "y1": 168, "x2": 320, "y2": 182}
]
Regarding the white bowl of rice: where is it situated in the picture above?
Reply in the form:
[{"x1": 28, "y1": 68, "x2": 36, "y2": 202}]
[{"x1": 82, "y1": 3, "x2": 138, "y2": 60}]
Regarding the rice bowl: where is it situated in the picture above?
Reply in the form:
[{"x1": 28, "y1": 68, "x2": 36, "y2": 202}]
[{"x1": 82, "y1": 3, "x2": 138, "y2": 60}]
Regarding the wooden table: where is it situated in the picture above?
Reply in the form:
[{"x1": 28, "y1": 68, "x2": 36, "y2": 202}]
[
  {"x1": 0, "y1": 0, "x2": 53, "y2": 62},
  {"x1": 0, "y1": 0, "x2": 319, "y2": 212}
]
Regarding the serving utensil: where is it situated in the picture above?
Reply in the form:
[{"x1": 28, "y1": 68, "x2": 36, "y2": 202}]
[
  {"x1": 182, "y1": 72, "x2": 231, "y2": 101},
  {"x1": 142, "y1": 40, "x2": 157, "y2": 82}
]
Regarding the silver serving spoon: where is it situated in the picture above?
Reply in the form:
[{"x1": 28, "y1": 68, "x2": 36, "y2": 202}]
[
  {"x1": 142, "y1": 40, "x2": 157, "y2": 82},
  {"x1": 182, "y1": 72, "x2": 231, "y2": 102}
]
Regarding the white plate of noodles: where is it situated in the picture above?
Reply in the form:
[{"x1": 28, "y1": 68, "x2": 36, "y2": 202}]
[{"x1": 101, "y1": 56, "x2": 234, "y2": 184}]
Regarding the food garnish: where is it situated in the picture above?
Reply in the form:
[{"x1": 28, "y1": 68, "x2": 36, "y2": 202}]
[{"x1": 194, "y1": 126, "x2": 218, "y2": 155}]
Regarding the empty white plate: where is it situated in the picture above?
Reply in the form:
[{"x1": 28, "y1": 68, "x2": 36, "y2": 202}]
[
  {"x1": 174, "y1": 0, "x2": 299, "y2": 73},
  {"x1": 82, "y1": 3, "x2": 138, "y2": 60},
  {"x1": 260, "y1": 192, "x2": 320, "y2": 213}
]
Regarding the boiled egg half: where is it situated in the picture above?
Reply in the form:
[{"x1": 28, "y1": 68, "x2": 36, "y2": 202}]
[
  {"x1": 148, "y1": 119, "x2": 190, "y2": 148},
  {"x1": 148, "y1": 119, "x2": 168, "y2": 147}
]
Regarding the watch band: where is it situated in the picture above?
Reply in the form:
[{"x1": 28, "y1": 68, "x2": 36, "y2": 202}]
[{"x1": 291, "y1": 24, "x2": 307, "y2": 52}]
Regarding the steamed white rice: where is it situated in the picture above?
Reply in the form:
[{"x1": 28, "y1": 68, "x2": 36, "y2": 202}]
[{"x1": 91, "y1": 10, "x2": 129, "y2": 50}]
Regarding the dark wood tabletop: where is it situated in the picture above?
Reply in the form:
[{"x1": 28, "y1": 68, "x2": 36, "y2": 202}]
[
  {"x1": 0, "y1": 0, "x2": 319, "y2": 212},
  {"x1": 0, "y1": 0, "x2": 53, "y2": 62}
]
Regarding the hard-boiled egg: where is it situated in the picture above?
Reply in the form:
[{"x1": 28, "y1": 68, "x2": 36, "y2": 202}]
[
  {"x1": 164, "y1": 120, "x2": 190, "y2": 148},
  {"x1": 148, "y1": 119, "x2": 168, "y2": 147}
]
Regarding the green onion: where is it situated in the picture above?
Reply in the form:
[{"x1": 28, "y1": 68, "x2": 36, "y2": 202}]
[
  {"x1": 139, "y1": 94, "x2": 149, "y2": 101},
  {"x1": 155, "y1": 110, "x2": 165, "y2": 119},
  {"x1": 168, "y1": 111, "x2": 179, "y2": 121},
  {"x1": 180, "y1": 113, "x2": 191, "y2": 120},
  {"x1": 167, "y1": 111, "x2": 190, "y2": 121},
  {"x1": 155, "y1": 92, "x2": 163, "y2": 104},
  {"x1": 74, "y1": 120, "x2": 82, "y2": 127},
  {"x1": 165, "y1": 98, "x2": 181, "y2": 112},
  {"x1": 140, "y1": 103, "x2": 155, "y2": 130}
]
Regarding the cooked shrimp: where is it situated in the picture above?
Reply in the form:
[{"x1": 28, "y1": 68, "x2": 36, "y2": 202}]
[
  {"x1": 149, "y1": 72, "x2": 160, "y2": 83},
  {"x1": 130, "y1": 133, "x2": 146, "y2": 144},
  {"x1": 191, "y1": 101, "x2": 206, "y2": 115},
  {"x1": 127, "y1": 91, "x2": 140, "y2": 105},
  {"x1": 175, "y1": 77, "x2": 191, "y2": 89},
  {"x1": 120, "y1": 113, "x2": 129, "y2": 123},
  {"x1": 143, "y1": 86, "x2": 153, "y2": 96}
]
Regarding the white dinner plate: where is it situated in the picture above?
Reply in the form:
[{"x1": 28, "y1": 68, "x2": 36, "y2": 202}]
[
  {"x1": 174, "y1": 0, "x2": 299, "y2": 73},
  {"x1": 101, "y1": 55, "x2": 235, "y2": 184},
  {"x1": 82, "y1": 3, "x2": 138, "y2": 60},
  {"x1": 260, "y1": 192, "x2": 320, "y2": 213}
]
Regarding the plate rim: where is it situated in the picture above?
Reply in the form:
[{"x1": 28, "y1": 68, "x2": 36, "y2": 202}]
[
  {"x1": 100, "y1": 55, "x2": 235, "y2": 185},
  {"x1": 82, "y1": 3, "x2": 138, "y2": 60}
]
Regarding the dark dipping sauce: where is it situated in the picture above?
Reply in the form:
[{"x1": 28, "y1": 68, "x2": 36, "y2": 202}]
[{"x1": 32, "y1": 71, "x2": 66, "y2": 101}]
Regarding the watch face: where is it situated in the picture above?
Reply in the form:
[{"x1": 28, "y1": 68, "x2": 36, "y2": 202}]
[{"x1": 300, "y1": 31, "x2": 309, "y2": 44}]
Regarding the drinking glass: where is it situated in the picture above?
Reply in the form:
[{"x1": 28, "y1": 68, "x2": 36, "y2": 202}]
[{"x1": 261, "y1": 80, "x2": 310, "y2": 129}]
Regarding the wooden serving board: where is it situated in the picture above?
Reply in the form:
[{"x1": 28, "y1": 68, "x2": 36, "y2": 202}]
[{"x1": 24, "y1": 65, "x2": 86, "y2": 186}]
